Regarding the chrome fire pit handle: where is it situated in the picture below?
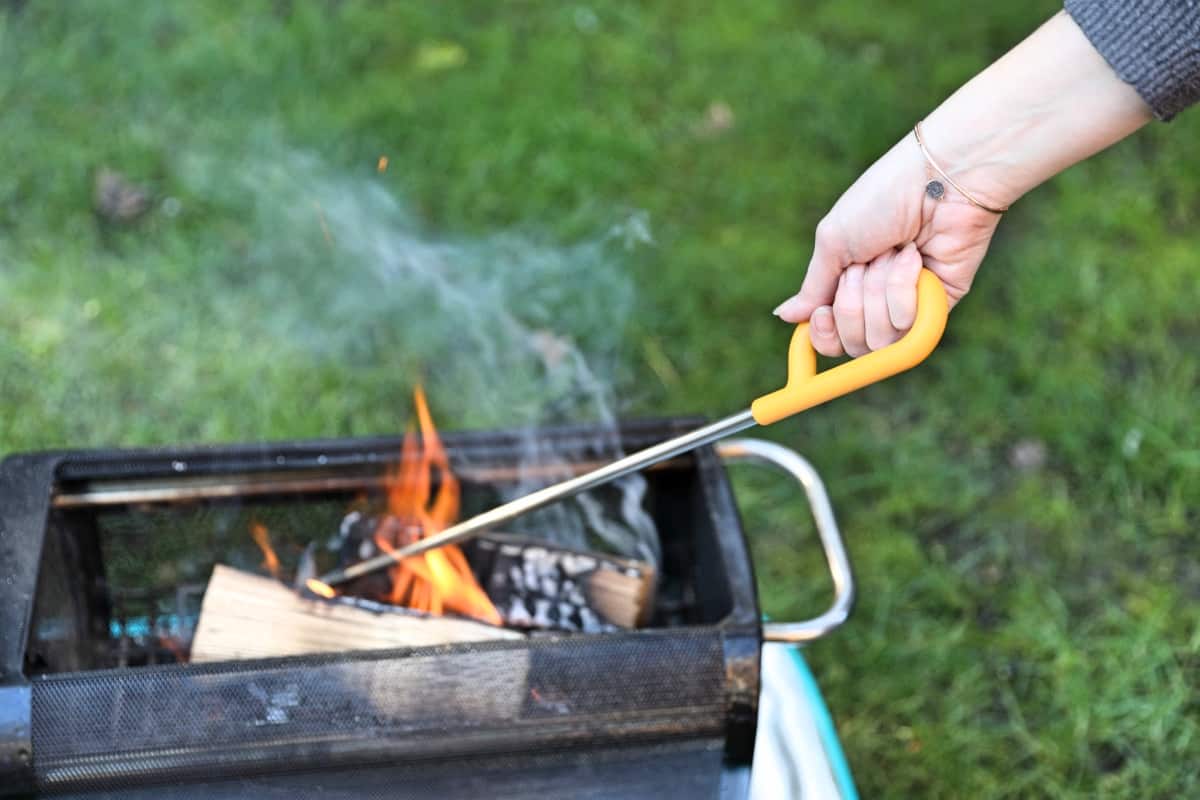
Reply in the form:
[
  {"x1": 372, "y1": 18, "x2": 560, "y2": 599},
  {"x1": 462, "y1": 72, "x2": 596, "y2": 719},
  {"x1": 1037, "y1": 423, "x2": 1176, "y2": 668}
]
[{"x1": 715, "y1": 438, "x2": 854, "y2": 643}]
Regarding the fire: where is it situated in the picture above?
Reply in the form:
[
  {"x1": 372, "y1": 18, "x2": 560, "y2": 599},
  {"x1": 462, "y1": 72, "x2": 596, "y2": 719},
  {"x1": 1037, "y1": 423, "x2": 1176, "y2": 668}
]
[
  {"x1": 250, "y1": 521, "x2": 282, "y2": 579},
  {"x1": 245, "y1": 388, "x2": 500, "y2": 625},
  {"x1": 368, "y1": 386, "x2": 501, "y2": 625}
]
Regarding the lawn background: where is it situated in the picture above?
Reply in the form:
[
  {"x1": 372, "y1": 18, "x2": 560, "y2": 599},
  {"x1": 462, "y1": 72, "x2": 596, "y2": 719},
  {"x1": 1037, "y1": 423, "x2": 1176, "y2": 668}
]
[{"x1": 2, "y1": 2, "x2": 1199, "y2": 797}]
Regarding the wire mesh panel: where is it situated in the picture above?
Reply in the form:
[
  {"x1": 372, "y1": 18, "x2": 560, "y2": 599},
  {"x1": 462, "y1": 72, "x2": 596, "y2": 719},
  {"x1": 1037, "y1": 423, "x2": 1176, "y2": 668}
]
[{"x1": 31, "y1": 630, "x2": 728, "y2": 793}]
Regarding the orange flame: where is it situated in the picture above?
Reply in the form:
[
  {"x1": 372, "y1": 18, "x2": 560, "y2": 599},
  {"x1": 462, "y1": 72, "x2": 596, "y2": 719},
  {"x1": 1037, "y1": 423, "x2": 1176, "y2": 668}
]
[
  {"x1": 250, "y1": 521, "x2": 282, "y2": 579},
  {"x1": 372, "y1": 386, "x2": 500, "y2": 624},
  {"x1": 264, "y1": 388, "x2": 499, "y2": 625},
  {"x1": 311, "y1": 386, "x2": 498, "y2": 625}
]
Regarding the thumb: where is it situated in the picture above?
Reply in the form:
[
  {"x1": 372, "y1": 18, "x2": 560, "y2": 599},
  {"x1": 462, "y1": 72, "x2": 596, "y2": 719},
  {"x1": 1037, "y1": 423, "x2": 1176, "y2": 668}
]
[{"x1": 773, "y1": 223, "x2": 845, "y2": 322}]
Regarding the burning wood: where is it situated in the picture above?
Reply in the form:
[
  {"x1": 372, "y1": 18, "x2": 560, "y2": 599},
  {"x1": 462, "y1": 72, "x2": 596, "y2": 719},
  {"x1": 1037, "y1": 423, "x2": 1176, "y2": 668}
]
[
  {"x1": 188, "y1": 387, "x2": 658, "y2": 664},
  {"x1": 191, "y1": 388, "x2": 524, "y2": 663},
  {"x1": 190, "y1": 565, "x2": 520, "y2": 662},
  {"x1": 313, "y1": 387, "x2": 659, "y2": 634}
]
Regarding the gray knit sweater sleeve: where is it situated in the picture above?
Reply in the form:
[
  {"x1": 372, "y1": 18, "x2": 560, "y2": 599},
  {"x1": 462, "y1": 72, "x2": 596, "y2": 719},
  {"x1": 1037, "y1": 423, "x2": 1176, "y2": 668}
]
[{"x1": 1064, "y1": 0, "x2": 1200, "y2": 120}]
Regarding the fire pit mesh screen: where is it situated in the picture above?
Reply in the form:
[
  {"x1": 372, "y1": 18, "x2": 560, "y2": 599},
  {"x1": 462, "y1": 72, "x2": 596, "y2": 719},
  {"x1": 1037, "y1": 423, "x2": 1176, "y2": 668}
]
[
  {"x1": 3, "y1": 421, "x2": 760, "y2": 797},
  {"x1": 31, "y1": 629, "x2": 726, "y2": 792}
]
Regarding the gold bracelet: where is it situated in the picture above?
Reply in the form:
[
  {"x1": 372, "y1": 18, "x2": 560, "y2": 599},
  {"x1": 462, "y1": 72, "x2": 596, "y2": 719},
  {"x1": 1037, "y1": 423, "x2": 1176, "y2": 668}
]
[{"x1": 913, "y1": 120, "x2": 1009, "y2": 214}]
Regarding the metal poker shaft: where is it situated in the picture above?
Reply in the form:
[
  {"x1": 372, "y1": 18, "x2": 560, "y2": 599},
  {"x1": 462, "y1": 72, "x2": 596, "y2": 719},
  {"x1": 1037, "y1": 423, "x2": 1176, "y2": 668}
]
[{"x1": 316, "y1": 410, "x2": 756, "y2": 588}]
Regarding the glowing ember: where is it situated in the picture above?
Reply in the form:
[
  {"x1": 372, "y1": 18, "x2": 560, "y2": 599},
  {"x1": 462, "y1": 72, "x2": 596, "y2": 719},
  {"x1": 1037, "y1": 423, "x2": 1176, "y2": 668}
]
[
  {"x1": 249, "y1": 521, "x2": 282, "y2": 579},
  {"x1": 306, "y1": 579, "x2": 337, "y2": 599}
]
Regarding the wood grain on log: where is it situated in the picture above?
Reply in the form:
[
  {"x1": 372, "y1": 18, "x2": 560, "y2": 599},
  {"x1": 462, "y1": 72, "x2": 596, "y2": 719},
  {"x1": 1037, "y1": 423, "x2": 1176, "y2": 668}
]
[{"x1": 191, "y1": 565, "x2": 521, "y2": 663}]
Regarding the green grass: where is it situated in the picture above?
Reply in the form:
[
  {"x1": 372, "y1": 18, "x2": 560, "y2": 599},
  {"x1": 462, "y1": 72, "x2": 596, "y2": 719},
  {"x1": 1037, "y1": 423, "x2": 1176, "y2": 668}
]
[{"x1": 3, "y1": 1, "x2": 1199, "y2": 796}]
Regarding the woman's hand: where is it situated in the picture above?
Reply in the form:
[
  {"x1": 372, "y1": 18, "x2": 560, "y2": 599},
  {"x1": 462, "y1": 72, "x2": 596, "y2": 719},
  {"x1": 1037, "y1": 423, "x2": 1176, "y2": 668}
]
[
  {"x1": 772, "y1": 134, "x2": 1003, "y2": 357},
  {"x1": 772, "y1": 10, "x2": 1151, "y2": 357}
]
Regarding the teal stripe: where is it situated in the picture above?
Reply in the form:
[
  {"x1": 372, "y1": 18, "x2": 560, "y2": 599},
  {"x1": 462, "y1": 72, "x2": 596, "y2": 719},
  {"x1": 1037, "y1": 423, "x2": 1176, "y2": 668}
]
[{"x1": 787, "y1": 647, "x2": 860, "y2": 800}]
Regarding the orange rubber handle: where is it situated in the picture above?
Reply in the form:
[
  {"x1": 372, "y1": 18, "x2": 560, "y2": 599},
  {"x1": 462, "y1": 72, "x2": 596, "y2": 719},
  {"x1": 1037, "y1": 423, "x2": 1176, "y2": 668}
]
[{"x1": 751, "y1": 268, "x2": 949, "y2": 425}]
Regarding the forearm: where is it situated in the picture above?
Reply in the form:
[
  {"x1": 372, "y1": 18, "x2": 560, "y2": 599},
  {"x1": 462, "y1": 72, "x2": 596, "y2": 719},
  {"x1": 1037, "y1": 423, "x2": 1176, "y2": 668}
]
[{"x1": 920, "y1": 11, "x2": 1153, "y2": 210}]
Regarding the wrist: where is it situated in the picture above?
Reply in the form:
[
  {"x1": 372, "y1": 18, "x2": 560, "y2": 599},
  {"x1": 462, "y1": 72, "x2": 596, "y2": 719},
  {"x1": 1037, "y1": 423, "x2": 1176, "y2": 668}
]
[
  {"x1": 917, "y1": 11, "x2": 1151, "y2": 211},
  {"x1": 916, "y1": 110, "x2": 1035, "y2": 211},
  {"x1": 912, "y1": 121, "x2": 1013, "y2": 213}
]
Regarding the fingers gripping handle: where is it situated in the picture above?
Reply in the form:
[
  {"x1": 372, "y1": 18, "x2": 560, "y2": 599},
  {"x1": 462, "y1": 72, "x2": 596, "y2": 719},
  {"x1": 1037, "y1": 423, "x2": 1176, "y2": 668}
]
[{"x1": 751, "y1": 268, "x2": 949, "y2": 425}]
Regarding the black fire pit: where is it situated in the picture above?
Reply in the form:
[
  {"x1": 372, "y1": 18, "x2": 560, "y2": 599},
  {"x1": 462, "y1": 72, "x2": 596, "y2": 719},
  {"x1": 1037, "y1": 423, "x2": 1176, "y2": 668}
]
[{"x1": 0, "y1": 419, "x2": 853, "y2": 799}]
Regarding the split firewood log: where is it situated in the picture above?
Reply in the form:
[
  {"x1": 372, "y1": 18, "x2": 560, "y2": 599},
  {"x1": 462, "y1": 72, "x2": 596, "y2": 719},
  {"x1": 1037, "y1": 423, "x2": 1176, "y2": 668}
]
[{"x1": 190, "y1": 565, "x2": 521, "y2": 663}]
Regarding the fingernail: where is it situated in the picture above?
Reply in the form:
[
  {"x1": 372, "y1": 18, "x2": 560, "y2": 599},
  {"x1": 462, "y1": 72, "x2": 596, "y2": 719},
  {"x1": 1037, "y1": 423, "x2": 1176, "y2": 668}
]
[
  {"x1": 773, "y1": 296, "x2": 799, "y2": 318},
  {"x1": 846, "y1": 268, "x2": 862, "y2": 288},
  {"x1": 812, "y1": 307, "x2": 834, "y2": 336}
]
